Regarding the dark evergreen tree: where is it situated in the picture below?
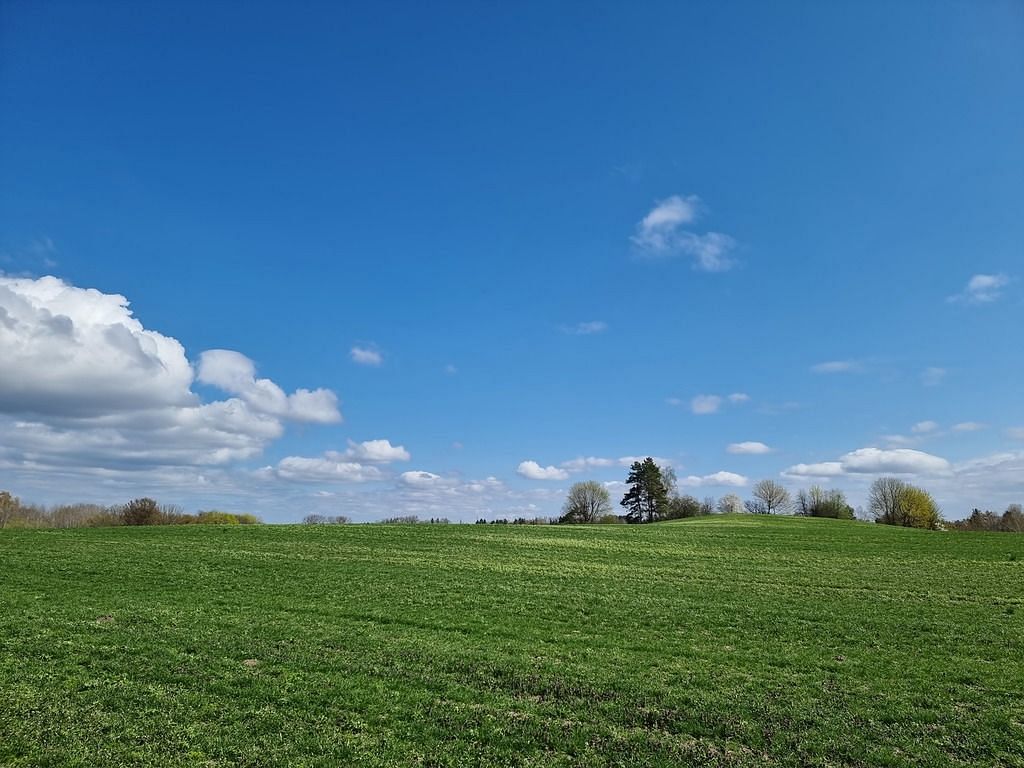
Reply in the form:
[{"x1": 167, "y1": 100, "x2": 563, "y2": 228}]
[{"x1": 620, "y1": 457, "x2": 668, "y2": 523}]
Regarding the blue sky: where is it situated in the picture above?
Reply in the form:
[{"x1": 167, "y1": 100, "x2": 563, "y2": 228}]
[{"x1": 1, "y1": 1, "x2": 1022, "y2": 521}]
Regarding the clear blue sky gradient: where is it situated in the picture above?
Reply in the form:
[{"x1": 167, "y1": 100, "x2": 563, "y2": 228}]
[{"x1": 2, "y1": 1, "x2": 1022, "y2": 520}]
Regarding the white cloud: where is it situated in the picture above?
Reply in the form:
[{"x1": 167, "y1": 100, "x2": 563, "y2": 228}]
[
  {"x1": 197, "y1": 350, "x2": 340, "y2": 424},
  {"x1": 1007, "y1": 427, "x2": 1024, "y2": 440},
  {"x1": 952, "y1": 422, "x2": 986, "y2": 432},
  {"x1": 665, "y1": 397, "x2": 683, "y2": 407},
  {"x1": 0, "y1": 275, "x2": 343, "y2": 488},
  {"x1": 632, "y1": 195, "x2": 700, "y2": 251},
  {"x1": 560, "y1": 456, "x2": 617, "y2": 472},
  {"x1": 0, "y1": 275, "x2": 195, "y2": 416},
  {"x1": 728, "y1": 393, "x2": 750, "y2": 403},
  {"x1": 631, "y1": 195, "x2": 736, "y2": 272},
  {"x1": 911, "y1": 420, "x2": 939, "y2": 434},
  {"x1": 948, "y1": 273, "x2": 1011, "y2": 304},
  {"x1": 516, "y1": 460, "x2": 569, "y2": 481},
  {"x1": 398, "y1": 470, "x2": 453, "y2": 488},
  {"x1": 444, "y1": 363, "x2": 458, "y2": 375},
  {"x1": 727, "y1": 441, "x2": 772, "y2": 455},
  {"x1": 921, "y1": 367, "x2": 947, "y2": 386},
  {"x1": 559, "y1": 455, "x2": 674, "y2": 472},
  {"x1": 691, "y1": 394, "x2": 722, "y2": 415},
  {"x1": 679, "y1": 471, "x2": 748, "y2": 488},
  {"x1": 811, "y1": 360, "x2": 862, "y2": 374},
  {"x1": 784, "y1": 447, "x2": 950, "y2": 479},
  {"x1": 336, "y1": 438, "x2": 410, "y2": 463},
  {"x1": 273, "y1": 456, "x2": 382, "y2": 483},
  {"x1": 782, "y1": 462, "x2": 845, "y2": 478},
  {"x1": 350, "y1": 345, "x2": 382, "y2": 366},
  {"x1": 841, "y1": 448, "x2": 950, "y2": 475},
  {"x1": 561, "y1": 320, "x2": 608, "y2": 335}
]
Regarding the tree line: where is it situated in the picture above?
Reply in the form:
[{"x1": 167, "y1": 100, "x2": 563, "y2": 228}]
[
  {"x1": 0, "y1": 492, "x2": 260, "y2": 528},
  {"x1": 557, "y1": 458, "x2": 1018, "y2": 532}
]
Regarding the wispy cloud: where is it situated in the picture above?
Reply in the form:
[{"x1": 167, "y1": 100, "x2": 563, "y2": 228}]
[
  {"x1": 350, "y1": 345, "x2": 383, "y2": 366},
  {"x1": 631, "y1": 195, "x2": 736, "y2": 272},
  {"x1": 948, "y1": 273, "x2": 1011, "y2": 305},
  {"x1": 1007, "y1": 427, "x2": 1024, "y2": 440},
  {"x1": 727, "y1": 441, "x2": 772, "y2": 455},
  {"x1": 911, "y1": 420, "x2": 939, "y2": 434},
  {"x1": 921, "y1": 367, "x2": 946, "y2": 386},
  {"x1": 952, "y1": 422, "x2": 986, "y2": 432},
  {"x1": 728, "y1": 392, "x2": 750, "y2": 403},
  {"x1": 561, "y1": 320, "x2": 608, "y2": 336},
  {"x1": 811, "y1": 360, "x2": 862, "y2": 374},
  {"x1": 691, "y1": 394, "x2": 723, "y2": 415}
]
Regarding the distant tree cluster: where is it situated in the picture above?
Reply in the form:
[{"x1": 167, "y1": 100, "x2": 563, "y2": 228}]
[
  {"x1": 794, "y1": 486, "x2": 854, "y2": 519},
  {"x1": 0, "y1": 491, "x2": 260, "y2": 529},
  {"x1": 949, "y1": 504, "x2": 1024, "y2": 533},
  {"x1": 475, "y1": 516, "x2": 552, "y2": 525},
  {"x1": 302, "y1": 514, "x2": 351, "y2": 525},
  {"x1": 551, "y1": 462, "x2": 1013, "y2": 534},
  {"x1": 867, "y1": 477, "x2": 941, "y2": 530},
  {"x1": 379, "y1": 515, "x2": 450, "y2": 524}
]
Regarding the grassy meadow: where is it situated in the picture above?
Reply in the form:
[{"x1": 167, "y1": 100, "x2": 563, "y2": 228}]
[{"x1": 1, "y1": 515, "x2": 1022, "y2": 767}]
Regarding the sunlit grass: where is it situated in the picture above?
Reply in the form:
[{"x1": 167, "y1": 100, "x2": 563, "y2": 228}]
[{"x1": 1, "y1": 516, "x2": 1022, "y2": 766}]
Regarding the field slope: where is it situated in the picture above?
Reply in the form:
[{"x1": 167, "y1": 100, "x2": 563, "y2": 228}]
[{"x1": 1, "y1": 516, "x2": 1022, "y2": 767}]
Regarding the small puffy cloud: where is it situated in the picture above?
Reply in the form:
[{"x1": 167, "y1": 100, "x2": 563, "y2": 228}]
[
  {"x1": 811, "y1": 360, "x2": 862, "y2": 374},
  {"x1": 632, "y1": 195, "x2": 700, "y2": 250},
  {"x1": 516, "y1": 460, "x2": 569, "y2": 480},
  {"x1": 665, "y1": 397, "x2": 683, "y2": 407},
  {"x1": 728, "y1": 393, "x2": 750, "y2": 403},
  {"x1": 782, "y1": 462, "x2": 845, "y2": 478},
  {"x1": 948, "y1": 273, "x2": 1011, "y2": 304},
  {"x1": 631, "y1": 195, "x2": 736, "y2": 272},
  {"x1": 691, "y1": 395, "x2": 722, "y2": 415},
  {"x1": 921, "y1": 367, "x2": 946, "y2": 387},
  {"x1": 398, "y1": 470, "x2": 451, "y2": 488},
  {"x1": 841, "y1": 448, "x2": 950, "y2": 475},
  {"x1": 334, "y1": 439, "x2": 410, "y2": 463},
  {"x1": 444, "y1": 363, "x2": 458, "y2": 375},
  {"x1": 727, "y1": 441, "x2": 772, "y2": 455},
  {"x1": 679, "y1": 471, "x2": 748, "y2": 487},
  {"x1": 273, "y1": 456, "x2": 382, "y2": 483},
  {"x1": 952, "y1": 422, "x2": 986, "y2": 432},
  {"x1": 197, "y1": 350, "x2": 341, "y2": 424},
  {"x1": 350, "y1": 345, "x2": 383, "y2": 366},
  {"x1": 783, "y1": 448, "x2": 950, "y2": 478},
  {"x1": 561, "y1": 320, "x2": 608, "y2": 335},
  {"x1": 911, "y1": 420, "x2": 939, "y2": 434}
]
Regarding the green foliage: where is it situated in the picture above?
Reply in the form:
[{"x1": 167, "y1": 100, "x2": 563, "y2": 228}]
[
  {"x1": 869, "y1": 478, "x2": 941, "y2": 530},
  {"x1": 795, "y1": 486, "x2": 855, "y2": 519},
  {"x1": 620, "y1": 457, "x2": 669, "y2": 523},
  {"x1": 0, "y1": 517, "x2": 1022, "y2": 766},
  {"x1": 664, "y1": 494, "x2": 702, "y2": 519}
]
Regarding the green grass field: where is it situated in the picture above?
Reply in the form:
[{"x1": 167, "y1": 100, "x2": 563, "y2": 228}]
[{"x1": 1, "y1": 516, "x2": 1022, "y2": 767}]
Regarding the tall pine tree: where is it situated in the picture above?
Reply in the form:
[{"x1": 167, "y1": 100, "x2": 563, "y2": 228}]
[{"x1": 620, "y1": 457, "x2": 669, "y2": 523}]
